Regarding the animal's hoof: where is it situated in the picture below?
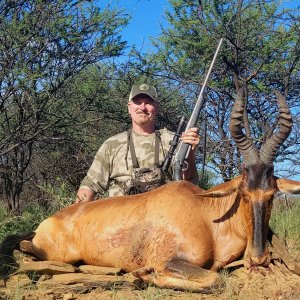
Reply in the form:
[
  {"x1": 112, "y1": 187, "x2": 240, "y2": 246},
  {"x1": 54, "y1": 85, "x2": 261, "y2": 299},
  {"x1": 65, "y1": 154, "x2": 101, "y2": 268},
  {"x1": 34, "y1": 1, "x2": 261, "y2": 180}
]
[{"x1": 131, "y1": 267, "x2": 155, "y2": 279}]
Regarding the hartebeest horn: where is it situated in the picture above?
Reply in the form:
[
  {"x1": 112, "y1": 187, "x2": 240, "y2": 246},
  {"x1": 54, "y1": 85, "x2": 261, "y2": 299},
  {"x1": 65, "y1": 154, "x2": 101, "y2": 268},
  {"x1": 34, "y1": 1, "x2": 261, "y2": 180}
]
[
  {"x1": 230, "y1": 86, "x2": 259, "y2": 165},
  {"x1": 259, "y1": 91, "x2": 292, "y2": 164}
]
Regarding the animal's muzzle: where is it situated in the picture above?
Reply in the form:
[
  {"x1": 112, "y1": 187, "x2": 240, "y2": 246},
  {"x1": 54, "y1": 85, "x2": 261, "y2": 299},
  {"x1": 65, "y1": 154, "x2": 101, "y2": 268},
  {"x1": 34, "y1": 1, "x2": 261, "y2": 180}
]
[{"x1": 249, "y1": 252, "x2": 271, "y2": 267}]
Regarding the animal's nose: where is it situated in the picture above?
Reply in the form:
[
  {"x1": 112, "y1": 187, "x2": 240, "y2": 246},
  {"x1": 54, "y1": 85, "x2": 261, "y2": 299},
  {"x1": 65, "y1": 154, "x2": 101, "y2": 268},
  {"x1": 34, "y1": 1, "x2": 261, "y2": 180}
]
[{"x1": 249, "y1": 253, "x2": 271, "y2": 267}]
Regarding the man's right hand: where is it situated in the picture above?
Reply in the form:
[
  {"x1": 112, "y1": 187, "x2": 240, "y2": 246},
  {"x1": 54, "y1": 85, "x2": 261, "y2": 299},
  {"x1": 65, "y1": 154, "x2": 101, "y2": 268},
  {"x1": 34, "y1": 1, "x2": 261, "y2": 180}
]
[{"x1": 75, "y1": 188, "x2": 95, "y2": 203}]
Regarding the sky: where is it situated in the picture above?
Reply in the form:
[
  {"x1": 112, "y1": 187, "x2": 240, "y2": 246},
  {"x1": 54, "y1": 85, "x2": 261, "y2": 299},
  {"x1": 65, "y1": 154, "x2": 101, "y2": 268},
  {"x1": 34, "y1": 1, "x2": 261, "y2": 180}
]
[
  {"x1": 102, "y1": 0, "x2": 170, "y2": 53},
  {"x1": 121, "y1": 0, "x2": 170, "y2": 51},
  {"x1": 124, "y1": 0, "x2": 171, "y2": 50},
  {"x1": 102, "y1": 0, "x2": 299, "y2": 54}
]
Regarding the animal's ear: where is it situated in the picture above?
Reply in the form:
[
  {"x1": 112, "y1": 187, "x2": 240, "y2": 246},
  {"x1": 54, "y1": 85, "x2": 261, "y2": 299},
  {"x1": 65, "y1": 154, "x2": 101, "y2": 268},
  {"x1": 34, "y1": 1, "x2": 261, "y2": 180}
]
[
  {"x1": 276, "y1": 178, "x2": 300, "y2": 194},
  {"x1": 196, "y1": 176, "x2": 242, "y2": 198}
]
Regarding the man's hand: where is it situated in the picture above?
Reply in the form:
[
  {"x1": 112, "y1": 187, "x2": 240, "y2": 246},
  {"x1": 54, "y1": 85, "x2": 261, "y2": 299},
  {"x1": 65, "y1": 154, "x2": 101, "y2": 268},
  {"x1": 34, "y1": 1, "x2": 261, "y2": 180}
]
[
  {"x1": 75, "y1": 188, "x2": 95, "y2": 203},
  {"x1": 181, "y1": 127, "x2": 200, "y2": 151}
]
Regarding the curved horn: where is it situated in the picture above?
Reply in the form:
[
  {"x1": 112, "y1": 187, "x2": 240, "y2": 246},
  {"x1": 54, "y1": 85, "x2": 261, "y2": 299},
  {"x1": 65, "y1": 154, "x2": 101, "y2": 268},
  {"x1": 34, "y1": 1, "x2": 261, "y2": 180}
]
[
  {"x1": 229, "y1": 86, "x2": 259, "y2": 165},
  {"x1": 259, "y1": 91, "x2": 293, "y2": 164}
]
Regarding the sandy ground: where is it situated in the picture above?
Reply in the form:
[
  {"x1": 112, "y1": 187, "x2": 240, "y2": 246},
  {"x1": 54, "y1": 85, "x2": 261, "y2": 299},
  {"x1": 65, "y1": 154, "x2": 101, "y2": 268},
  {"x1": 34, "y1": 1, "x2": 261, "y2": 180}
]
[{"x1": 1, "y1": 260, "x2": 300, "y2": 300}]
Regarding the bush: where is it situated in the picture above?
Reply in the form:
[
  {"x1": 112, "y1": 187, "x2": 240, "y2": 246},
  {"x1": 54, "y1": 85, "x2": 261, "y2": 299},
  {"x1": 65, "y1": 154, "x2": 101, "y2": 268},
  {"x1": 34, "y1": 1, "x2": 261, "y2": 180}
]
[
  {"x1": 0, "y1": 181, "x2": 75, "y2": 240},
  {"x1": 0, "y1": 203, "x2": 46, "y2": 240},
  {"x1": 270, "y1": 196, "x2": 300, "y2": 253}
]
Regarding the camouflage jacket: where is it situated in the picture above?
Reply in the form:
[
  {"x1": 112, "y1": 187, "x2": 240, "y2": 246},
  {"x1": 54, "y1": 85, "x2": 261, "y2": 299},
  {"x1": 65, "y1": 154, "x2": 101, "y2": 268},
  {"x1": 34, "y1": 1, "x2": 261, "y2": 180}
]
[{"x1": 80, "y1": 128, "x2": 175, "y2": 197}]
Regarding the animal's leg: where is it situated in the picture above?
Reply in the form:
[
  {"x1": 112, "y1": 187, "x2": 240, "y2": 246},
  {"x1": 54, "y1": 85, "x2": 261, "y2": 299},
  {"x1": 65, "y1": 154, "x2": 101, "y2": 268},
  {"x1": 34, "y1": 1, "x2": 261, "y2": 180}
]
[
  {"x1": 19, "y1": 240, "x2": 35, "y2": 253},
  {"x1": 19, "y1": 238, "x2": 45, "y2": 260},
  {"x1": 132, "y1": 260, "x2": 221, "y2": 292}
]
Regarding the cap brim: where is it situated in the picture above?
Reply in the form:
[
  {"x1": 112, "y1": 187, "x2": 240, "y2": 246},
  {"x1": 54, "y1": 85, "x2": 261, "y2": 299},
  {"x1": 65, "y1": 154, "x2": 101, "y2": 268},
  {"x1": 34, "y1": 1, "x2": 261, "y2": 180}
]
[{"x1": 131, "y1": 92, "x2": 156, "y2": 101}]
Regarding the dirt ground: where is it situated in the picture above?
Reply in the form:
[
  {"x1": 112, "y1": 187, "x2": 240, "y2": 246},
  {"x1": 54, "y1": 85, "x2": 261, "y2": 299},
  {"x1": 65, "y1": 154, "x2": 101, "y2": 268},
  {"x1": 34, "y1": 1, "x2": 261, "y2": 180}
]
[{"x1": 1, "y1": 259, "x2": 300, "y2": 300}]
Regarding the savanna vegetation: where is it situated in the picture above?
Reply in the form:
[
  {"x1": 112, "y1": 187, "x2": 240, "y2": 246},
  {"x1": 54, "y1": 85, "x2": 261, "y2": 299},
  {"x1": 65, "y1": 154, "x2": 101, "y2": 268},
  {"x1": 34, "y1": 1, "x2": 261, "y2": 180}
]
[{"x1": 0, "y1": 0, "x2": 299, "y2": 249}]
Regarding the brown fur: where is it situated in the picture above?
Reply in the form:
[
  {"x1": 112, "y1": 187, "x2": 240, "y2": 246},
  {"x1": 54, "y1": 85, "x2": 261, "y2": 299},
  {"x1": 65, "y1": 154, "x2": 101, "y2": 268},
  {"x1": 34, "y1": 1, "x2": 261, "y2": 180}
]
[{"x1": 19, "y1": 176, "x2": 300, "y2": 291}]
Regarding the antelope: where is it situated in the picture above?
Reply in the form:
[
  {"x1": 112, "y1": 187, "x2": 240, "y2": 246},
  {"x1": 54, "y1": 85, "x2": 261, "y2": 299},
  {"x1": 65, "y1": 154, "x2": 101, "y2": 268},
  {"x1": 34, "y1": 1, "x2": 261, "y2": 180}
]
[{"x1": 1, "y1": 87, "x2": 300, "y2": 292}]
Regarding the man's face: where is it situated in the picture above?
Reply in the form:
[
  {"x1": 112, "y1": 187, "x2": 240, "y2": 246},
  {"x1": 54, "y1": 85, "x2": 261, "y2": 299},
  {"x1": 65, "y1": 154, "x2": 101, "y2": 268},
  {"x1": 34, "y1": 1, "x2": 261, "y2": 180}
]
[{"x1": 128, "y1": 95, "x2": 158, "y2": 127}]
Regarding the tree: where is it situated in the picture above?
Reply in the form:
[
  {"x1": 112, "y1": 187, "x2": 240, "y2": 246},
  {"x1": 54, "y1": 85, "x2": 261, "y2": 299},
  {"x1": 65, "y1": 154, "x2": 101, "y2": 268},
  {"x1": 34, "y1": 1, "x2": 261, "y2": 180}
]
[
  {"x1": 146, "y1": 0, "x2": 300, "y2": 181},
  {"x1": 0, "y1": 0, "x2": 129, "y2": 212},
  {"x1": 24, "y1": 54, "x2": 189, "y2": 211}
]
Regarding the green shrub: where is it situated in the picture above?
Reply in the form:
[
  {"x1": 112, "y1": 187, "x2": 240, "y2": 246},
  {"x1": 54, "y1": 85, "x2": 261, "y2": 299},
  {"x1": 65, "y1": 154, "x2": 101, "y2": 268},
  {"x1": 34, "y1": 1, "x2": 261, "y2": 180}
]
[
  {"x1": 0, "y1": 181, "x2": 75, "y2": 240},
  {"x1": 0, "y1": 203, "x2": 45, "y2": 240},
  {"x1": 38, "y1": 180, "x2": 75, "y2": 212},
  {"x1": 270, "y1": 196, "x2": 300, "y2": 253},
  {"x1": 198, "y1": 170, "x2": 217, "y2": 190}
]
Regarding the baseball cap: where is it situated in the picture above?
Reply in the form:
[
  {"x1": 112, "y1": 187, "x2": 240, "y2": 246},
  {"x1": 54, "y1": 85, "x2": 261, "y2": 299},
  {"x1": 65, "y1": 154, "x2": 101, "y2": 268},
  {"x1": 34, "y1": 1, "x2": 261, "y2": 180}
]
[{"x1": 128, "y1": 84, "x2": 158, "y2": 102}]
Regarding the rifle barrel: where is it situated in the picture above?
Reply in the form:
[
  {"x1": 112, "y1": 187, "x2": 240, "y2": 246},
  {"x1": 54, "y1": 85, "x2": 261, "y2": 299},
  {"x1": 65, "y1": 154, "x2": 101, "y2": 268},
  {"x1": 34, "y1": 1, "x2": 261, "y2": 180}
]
[{"x1": 173, "y1": 38, "x2": 224, "y2": 180}]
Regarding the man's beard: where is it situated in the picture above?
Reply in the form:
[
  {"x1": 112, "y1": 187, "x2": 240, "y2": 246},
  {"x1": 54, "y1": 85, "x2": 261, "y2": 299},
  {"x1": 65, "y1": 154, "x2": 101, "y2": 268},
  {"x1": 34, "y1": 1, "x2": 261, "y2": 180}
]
[{"x1": 135, "y1": 113, "x2": 152, "y2": 126}]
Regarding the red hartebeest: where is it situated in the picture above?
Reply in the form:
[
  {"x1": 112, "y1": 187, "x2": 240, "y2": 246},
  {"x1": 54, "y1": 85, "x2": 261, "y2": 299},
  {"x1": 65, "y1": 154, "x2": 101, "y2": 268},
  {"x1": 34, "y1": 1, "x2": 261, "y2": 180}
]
[{"x1": 1, "y1": 87, "x2": 300, "y2": 292}]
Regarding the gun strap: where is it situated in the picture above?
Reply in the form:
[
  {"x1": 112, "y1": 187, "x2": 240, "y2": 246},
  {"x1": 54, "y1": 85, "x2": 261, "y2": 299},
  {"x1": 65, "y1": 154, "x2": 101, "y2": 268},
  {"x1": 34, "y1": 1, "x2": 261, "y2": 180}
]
[{"x1": 127, "y1": 129, "x2": 161, "y2": 169}]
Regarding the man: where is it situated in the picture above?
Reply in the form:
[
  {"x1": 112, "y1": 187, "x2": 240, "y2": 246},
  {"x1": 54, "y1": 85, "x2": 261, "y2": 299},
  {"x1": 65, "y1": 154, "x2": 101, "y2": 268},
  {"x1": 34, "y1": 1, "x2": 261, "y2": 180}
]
[{"x1": 76, "y1": 83, "x2": 200, "y2": 202}]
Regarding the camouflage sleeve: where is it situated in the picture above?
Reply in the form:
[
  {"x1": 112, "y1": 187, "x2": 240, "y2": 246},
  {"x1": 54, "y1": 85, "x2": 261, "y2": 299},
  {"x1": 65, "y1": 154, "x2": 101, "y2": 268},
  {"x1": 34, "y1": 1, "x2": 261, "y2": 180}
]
[{"x1": 79, "y1": 141, "x2": 111, "y2": 197}]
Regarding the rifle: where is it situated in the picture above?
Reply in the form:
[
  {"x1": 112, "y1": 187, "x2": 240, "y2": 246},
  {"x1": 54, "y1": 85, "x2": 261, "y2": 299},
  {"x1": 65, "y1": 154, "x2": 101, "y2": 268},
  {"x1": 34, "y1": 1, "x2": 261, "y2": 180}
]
[
  {"x1": 173, "y1": 38, "x2": 224, "y2": 180},
  {"x1": 161, "y1": 116, "x2": 187, "y2": 177}
]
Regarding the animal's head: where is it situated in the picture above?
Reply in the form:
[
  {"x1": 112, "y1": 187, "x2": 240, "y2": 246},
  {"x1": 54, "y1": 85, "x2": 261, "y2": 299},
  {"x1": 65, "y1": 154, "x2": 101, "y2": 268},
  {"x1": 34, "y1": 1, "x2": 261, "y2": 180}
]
[
  {"x1": 229, "y1": 86, "x2": 299, "y2": 266},
  {"x1": 197, "y1": 87, "x2": 300, "y2": 267}
]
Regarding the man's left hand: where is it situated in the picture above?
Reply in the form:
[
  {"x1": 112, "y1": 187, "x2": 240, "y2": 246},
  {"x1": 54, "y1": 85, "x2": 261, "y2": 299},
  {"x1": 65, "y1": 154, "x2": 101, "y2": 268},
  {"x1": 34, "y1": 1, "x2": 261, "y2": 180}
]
[{"x1": 181, "y1": 127, "x2": 200, "y2": 151}]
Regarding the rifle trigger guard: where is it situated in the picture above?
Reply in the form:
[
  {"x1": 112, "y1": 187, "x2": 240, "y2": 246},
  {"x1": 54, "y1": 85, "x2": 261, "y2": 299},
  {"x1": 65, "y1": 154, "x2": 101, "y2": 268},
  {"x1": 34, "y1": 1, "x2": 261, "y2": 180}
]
[{"x1": 182, "y1": 161, "x2": 189, "y2": 172}]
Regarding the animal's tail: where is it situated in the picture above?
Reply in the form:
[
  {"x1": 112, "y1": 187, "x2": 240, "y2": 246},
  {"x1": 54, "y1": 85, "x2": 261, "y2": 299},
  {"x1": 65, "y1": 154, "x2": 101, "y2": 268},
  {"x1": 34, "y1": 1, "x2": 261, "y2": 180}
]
[
  {"x1": 0, "y1": 232, "x2": 36, "y2": 281},
  {"x1": 0, "y1": 232, "x2": 36, "y2": 255}
]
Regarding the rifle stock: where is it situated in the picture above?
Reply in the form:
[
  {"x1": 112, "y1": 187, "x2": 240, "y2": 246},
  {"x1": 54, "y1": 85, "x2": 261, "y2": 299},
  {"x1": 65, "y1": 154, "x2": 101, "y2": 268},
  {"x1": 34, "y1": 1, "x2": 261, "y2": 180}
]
[{"x1": 173, "y1": 38, "x2": 224, "y2": 181}]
